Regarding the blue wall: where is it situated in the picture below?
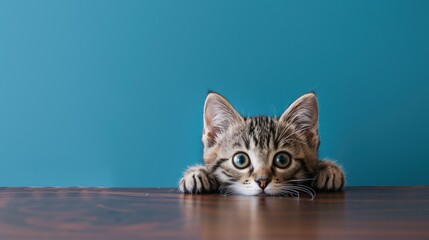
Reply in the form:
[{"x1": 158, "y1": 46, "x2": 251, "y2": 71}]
[{"x1": 1, "y1": 0, "x2": 428, "y2": 187}]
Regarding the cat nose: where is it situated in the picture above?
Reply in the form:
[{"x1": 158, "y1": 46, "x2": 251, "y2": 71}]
[{"x1": 255, "y1": 177, "x2": 271, "y2": 190}]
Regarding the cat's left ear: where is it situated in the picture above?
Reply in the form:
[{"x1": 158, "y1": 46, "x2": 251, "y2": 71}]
[{"x1": 279, "y1": 92, "x2": 319, "y2": 147}]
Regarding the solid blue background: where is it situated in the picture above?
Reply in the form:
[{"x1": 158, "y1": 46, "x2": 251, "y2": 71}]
[{"x1": 1, "y1": 1, "x2": 428, "y2": 187}]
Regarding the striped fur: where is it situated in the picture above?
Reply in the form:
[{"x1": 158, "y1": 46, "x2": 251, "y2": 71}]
[{"x1": 179, "y1": 92, "x2": 345, "y2": 196}]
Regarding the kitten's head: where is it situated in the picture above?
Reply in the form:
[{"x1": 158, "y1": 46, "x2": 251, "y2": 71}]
[{"x1": 202, "y1": 92, "x2": 320, "y2": 196}]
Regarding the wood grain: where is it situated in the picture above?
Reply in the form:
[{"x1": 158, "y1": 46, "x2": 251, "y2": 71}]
[{"x1": 0, "y1": 187, "x2": 428, "y2": 240}]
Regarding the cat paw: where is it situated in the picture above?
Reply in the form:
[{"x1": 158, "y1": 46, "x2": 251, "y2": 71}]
[
  {"x1": 313, "y1": 160, "x2": 345, "y2": 191},
  {"x1": 178, "y1": 165, "x2": 218, "y2": 194}
]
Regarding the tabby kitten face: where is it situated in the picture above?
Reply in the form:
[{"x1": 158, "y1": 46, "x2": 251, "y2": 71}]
[{"x1": 202, "y1": 92, "x2": 320, "y2": 196}]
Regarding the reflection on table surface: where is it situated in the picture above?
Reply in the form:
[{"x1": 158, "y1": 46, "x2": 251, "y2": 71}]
[
  {"x1": 0, "y1": 187, "x2": 428, "y2": 240},
  {"x1": 181, "y1": 192, "x2": 345, "y2": 240}
]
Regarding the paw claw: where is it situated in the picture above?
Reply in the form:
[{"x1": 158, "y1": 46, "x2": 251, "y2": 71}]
[
  {"x1": 314, "y1": 161, "x2": 345, "y2": 192},
  {"x1": 178, "y1": 166, "x2": 217, "y2": 194}
]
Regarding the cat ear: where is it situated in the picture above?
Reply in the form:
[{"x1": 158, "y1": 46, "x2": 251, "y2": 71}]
[
  {"x1": 279, "y1": 92, "x2": 319, "y2": 146},
  {"x1": 203, "y1": 92, "x2": 243, "y2": 146}
]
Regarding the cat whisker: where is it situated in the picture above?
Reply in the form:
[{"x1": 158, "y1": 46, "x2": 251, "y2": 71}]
[
  {"x1": 295, "y1": 186, "x2": 316, "y2": 200},
  {"x1": 278, "y1": 189, "x2": 300, "y2": 198},
  {"x1": 290, "y1": 187, "x2": 315, "y2": 200},
  {"x1": 288, "y1": 189, "x2": 300, "y2": 198},
  {"x1": 278, "y1": 191, "x2": 296, "y2": 198},
  {"x1": 280, "y1": 184, "x2": 316, "y2": 200},
  {"x1": 277, "y1": 187, "x2": 300, "y2": 197},
  {"x1": 288, "y1": 183, "x2": 316, "y2": 194},
  {"x1": 270, "y1": 104, "x2": 278, "y2": 118},
  {"x1": 285, "y1": 178, "x2": 316, "y2": 183}
]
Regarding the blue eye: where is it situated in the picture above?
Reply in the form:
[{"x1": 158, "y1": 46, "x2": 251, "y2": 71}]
[
  {"x1": 273, "y1": 152, "x2": 291, "y2": 168},
  {"x1": 232, "y1": 152, "x2": 250, "y2": 169}
]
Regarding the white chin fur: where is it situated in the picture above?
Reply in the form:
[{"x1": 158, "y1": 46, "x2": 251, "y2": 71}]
[
  {"x1": 263, "y1": 187, "x2": 279, "y2": 195},
  {"x1": 231, "y1": 183, "x2": 264, "y2": 196},
  {"x1": 230, "y1": 184, "x2": 283, "y2": 196}
]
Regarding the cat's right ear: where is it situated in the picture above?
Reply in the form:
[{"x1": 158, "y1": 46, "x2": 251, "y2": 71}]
[{"x1": 203, "y1": 92, "x2": 243, "y2": 146}]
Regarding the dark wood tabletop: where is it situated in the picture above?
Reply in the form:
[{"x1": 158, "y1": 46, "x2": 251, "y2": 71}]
[{"x1": 0, "y1": 187, "x2": 428, "y2": 240}]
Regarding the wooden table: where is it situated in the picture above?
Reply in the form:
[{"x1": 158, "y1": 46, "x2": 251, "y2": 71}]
[{"x1": 0, "y1": 187, "x2": 428, "y2": 240}]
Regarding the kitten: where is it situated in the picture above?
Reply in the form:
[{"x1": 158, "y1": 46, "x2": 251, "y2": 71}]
[{"x1": 179, "y1": 92, "x2": 345, "y2": 196}]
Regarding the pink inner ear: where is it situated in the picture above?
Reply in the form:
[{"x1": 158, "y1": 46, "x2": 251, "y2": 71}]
[
  {"x1": 204, "y1": 98, "x2": 216, "y2": 126},
  {"x1": 204, "y1": 114, "x2": 212, "y2": 128},
  {"x1": 204, "y1": 112, "x2": 216, "y2": 140},
  {"x1": 279, "y1": 93, "x2": 318, "y2": 125},
  {"x1": 206, "y1": 129, "x2": 215, "y2": 139},
  {"x1": 203, "y1": 93, "x2": 244, "y2": 145}
]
